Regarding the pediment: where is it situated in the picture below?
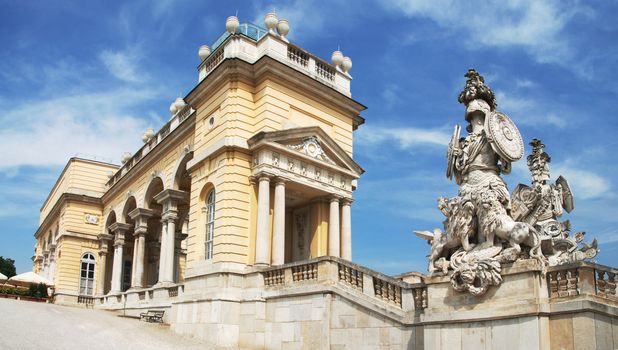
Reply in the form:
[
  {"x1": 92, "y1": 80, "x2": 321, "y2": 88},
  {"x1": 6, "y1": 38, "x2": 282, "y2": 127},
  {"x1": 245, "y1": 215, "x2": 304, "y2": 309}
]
[{"x1": 248, "y1": 126, "x2": 364, "y2": 176}]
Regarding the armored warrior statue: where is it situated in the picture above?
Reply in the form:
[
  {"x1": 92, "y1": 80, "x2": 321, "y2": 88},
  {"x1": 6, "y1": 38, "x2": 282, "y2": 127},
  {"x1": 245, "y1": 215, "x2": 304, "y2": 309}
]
[
  {"x1": 417, "y1": 69, "x2": 543, "y2": 295},
  {"x1": 416, "y1": 69, "x2": 599, "y2": 296}
]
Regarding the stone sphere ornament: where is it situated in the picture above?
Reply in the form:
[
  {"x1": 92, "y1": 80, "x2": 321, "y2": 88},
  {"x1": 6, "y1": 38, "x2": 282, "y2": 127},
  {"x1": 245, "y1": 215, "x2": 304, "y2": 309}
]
[
  {"x1": 331, "y1": 50, "x2": 344, "y2": 67},
  {"x1": 342, "y1": 56, "x2": 352, "y2": 73},
  {"x1": 169, "y1": 101, "x2": 178, "y2": 115},
  {"x1": 226, "y1": 16, "x2": 239, "y2": 34},
  {"x1": 198, "y1": 45, "x2": 211, "y2": 61},
  {"x1": 142, "y1": 128, "x2": 155, "y2": 143},
  {"x1": 121, "y1": 152, "x2": 132, "y2": 164},
  {"x1": 264, "y1": 13, "x2": 278, "y2": 33},
  {"x1": 173, "y1": 97, "x2": 187, "y2": 113},
  {"x1": 277, "y1": 19, "x2": 290, "y2": 40}
]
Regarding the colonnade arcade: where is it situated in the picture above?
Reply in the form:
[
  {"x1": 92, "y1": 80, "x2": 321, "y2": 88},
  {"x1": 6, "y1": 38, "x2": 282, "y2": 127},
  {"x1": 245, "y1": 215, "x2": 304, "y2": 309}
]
[{"x1": 96, "y1": 155, "x2": 192, "y2": 296}]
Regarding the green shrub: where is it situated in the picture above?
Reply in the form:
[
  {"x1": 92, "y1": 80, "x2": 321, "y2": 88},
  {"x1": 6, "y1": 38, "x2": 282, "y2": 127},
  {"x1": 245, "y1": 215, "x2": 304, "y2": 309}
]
[
  {"x1": 28, "y1": 283, "x2": 38, "y2": 297},
  {"x1": 37, "y1": 283, "x2": 48, "y2": 298},
  {"x1": 0, "y1": 286, "x2": 29, "y2": 296}
]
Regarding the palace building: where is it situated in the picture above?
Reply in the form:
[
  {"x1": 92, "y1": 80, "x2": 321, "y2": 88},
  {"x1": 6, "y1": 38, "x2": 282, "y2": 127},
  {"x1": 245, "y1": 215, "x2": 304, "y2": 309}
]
[{"x1": 32, "y1": 14, "x2": 618, "y2": 350}]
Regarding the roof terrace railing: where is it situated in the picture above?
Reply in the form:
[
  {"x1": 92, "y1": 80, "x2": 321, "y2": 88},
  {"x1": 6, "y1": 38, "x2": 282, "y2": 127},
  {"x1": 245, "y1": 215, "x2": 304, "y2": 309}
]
[
  {"x1": 105, "y1": 105, "x2": 195, "y2": 189},
  {"x1": 197, "y1": 24, "x2": 351, "y2": 98}
]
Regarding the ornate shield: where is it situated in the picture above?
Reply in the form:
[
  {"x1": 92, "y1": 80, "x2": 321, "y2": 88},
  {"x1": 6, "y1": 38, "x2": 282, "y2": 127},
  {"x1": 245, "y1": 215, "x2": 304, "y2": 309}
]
[
  {"x1": 446, "y1": 124, "x2": 461, "y2": 180},
  {"x1": 556, "y1": 175, "x2": 574, "y2": 213},
  {"x1": 485, "y1": 111, "x2": 524, "y2": 162},
  {"x1": 511, "y1": 183, "x2": 536, "y2": 222}
]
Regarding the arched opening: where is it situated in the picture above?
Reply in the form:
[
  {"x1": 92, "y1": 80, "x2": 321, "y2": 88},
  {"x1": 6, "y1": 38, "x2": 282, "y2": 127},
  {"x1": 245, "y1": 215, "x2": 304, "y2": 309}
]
[
  {"x1": 174, "y1": 152, "x2": 193, "y2": 192},
  {"x1": 79, "y1": 253, "x2": 96, "y2": 296},
  {"x1": 144, "y1": 177, "x2": 164, "y2": 211},
  {"x1": 172, "y1": 152, "x2": 192, "y2": 282}
]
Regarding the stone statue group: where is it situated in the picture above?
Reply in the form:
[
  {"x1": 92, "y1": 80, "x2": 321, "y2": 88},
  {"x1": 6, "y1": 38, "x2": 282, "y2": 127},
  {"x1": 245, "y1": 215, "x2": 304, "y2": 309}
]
[{"x1": 415, "y1": 69, "x2": 598, "y2": 296}]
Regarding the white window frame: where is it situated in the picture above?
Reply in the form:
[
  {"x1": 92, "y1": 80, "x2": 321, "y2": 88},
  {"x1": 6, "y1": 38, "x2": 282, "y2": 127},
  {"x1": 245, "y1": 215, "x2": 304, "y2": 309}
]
[
  {"x1": 79, "y1": 253, "x2": 96, "y2": 296},
  {"x1": 205, "y1": 189, "x2": 215, "y2": 260}
]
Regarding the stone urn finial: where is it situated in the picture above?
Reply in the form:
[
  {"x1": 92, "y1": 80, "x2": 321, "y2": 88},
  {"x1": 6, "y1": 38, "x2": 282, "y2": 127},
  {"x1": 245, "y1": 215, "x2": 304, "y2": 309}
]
[{"x1": 226, "y1": 16, "x2": 239, "y2": 34}]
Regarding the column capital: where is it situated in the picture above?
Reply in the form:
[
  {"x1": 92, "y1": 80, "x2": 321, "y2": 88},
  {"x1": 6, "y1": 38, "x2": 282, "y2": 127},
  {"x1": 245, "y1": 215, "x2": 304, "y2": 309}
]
[
  {"x1": 329, "y1": 195, "x2": 341, "y2": 203},
  {"x1": 154, "y1": 189, "x2": 189, "y2": 205},
  {"x1": 108, "y1": 222, "x2": 132, "y2": 234},
  {"x1": 274, "y1": 177, "x2": 288, "y2": 186},
  {"x1": 250, "y1": 171, "x2": 276, "y2": 184},
  {"x1": 98, "y1": 233, "x2": 114, "y2": 242},
  {"x1": 341, "y1": 197, "x2": 354, "y2": 205},
  {"x1": 128, "y1": 207, "x2": 157, "y2": 221},
  {"x1": 162, "y1": 210, "x2": 179, "y2": 222},
  {"x1": 134, "y1": 228, "x2": 148, "y2": 237},
  {"x1": 99, "y1": 250, "x2": 108, "y2": 257}
]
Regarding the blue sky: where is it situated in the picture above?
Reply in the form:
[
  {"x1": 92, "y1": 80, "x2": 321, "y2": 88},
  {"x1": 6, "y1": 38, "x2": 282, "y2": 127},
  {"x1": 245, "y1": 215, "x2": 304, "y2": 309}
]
[{"x1": 1, "y1": 0, "x2": 617, "y2": 275}]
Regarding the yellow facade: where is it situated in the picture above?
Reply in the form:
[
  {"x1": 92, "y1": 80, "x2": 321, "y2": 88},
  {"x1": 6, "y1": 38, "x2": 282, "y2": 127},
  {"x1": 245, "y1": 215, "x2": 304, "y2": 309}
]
[{"x1": 33, "y1": 23, "x2": 364, "y2": 304}]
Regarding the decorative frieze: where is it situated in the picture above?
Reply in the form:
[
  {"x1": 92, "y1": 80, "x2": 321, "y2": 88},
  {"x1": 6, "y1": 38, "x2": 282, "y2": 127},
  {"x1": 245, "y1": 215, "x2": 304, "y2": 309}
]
[{"x1": 252, "y1": 149, "x2": 353, "y2": 193}]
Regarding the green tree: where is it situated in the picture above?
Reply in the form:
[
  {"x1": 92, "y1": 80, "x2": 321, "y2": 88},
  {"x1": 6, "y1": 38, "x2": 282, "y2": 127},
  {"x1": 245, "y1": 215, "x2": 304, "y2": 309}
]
[{"x1": 0, "y1": 256, "x2": 17, "y2": 278}]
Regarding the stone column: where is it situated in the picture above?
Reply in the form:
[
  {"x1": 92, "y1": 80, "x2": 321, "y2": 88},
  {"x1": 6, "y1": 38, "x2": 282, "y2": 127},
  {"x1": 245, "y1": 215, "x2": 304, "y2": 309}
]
[
  {"x1": 153, "y1": 189, "x2": 189, "y2": 285},
  {"x1": 95, "y1": 233, "x2": 114, "y2": 295},
  {"x1": 328, "y1": 196, "x2": 340, "y2": 257},
  {"x1": 130, "y1": 235, "x2": 139, "y2": 288},
  {"x1": 341, "y1": 199, "x2": 353, "y2": 261},
  {"x1": 97, "y1": 251, "x2": 108, "y2": 295},
  {"x1": 128, "y1": 208, "x2": 155, "y2": 289},
  {"x1": 108, "y1": 224, "x2": 129, "y2": 293},
  {"x1": 162, "y1": 213, "x2": 177, "y2": 284},
  {"x1": 271, "y1": 179, "x2": 286, "y2": 265},
  {"x1": 255, "y1": 176, "x2": 271, "y2": 266},
  {"x1": 132, "y1": 233, "x2": 146, "y2": 288},
  {"x1": 158, "y1": 218, "x2": 168, "y2": 284},
  {"x1": 111, "y1": 243, "x2": 124, "y2": 293}
]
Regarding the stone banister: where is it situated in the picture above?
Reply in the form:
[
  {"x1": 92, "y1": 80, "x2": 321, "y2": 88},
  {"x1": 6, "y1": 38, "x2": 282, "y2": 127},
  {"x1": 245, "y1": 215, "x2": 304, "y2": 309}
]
[
  {"x1": 260, "y1": 256, "x2": 428, "y2": 314},
  {"x1": 547, "y1": 262, "x2": 618, "y2": 300},
  {"x1": 197, "y1": 32, "x2": 351, "y2": 97}
]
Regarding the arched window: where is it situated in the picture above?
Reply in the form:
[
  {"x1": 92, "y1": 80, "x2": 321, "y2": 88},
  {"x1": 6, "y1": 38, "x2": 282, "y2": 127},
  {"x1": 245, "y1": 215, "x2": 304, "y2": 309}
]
[
  {"x1": 205, "y1": 190, "x2": 215, "y2": 260},
  {"x1": 79, "y1": 253, "x2": 96, "y2": 296}
]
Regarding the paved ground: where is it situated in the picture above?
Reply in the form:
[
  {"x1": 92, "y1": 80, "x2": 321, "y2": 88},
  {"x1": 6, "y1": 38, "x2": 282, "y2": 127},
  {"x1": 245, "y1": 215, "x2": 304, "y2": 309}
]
[{"x1": 0, "y1": 298, "x2": 205, "y2": 350}]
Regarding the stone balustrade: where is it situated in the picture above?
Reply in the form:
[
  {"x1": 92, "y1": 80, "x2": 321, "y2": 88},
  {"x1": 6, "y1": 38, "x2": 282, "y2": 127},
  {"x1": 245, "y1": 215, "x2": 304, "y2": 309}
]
[
  {"x1": 547, "y1": 262, "x2": 618, "y2": 300},
  {"x1": 260, "y1": 257, "x2": 428, "y2": 312},
  {"x1": 106, "y1": 104, "x2": 195, "y2": 188},
  {"x1": 197, "y1": 31, "x2": 351, "y2": 97},
  {"x1": 99, "y1": 284, "x2": 184, "y2": 308},
  {"x1": 77, "y1": 295, "x2": 94, "y2": 307}
]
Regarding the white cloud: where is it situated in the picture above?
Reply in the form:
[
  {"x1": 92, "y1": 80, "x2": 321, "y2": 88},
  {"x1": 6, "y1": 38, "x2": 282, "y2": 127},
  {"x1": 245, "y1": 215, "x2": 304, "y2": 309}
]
[
  {"x1": 253, "y1": 0, "x2": 327, "y2": 40},
  {"x1": 357, "y1": 125, "x2": 450, "y2": 151},
  {"x1": 495, "y1": 91, "x2": 567, "y2": 128},
  {"x1": 99, "y1": 48, "x2": 144, "y2": 83},
  {"x1": 0, "y1": 88, "x2": 161, "y2": 169},
  {"x1": 552, "y1": 164, "x2": 612, "y2": 200},
  {"x1": 252, "y1": 0, "x2": 356, "y2": 42},
  {"x1": 383, "y1": 0, "x2": 588, "y2": 65},
  {"x1": 515, "y1": 79, "x2": 538, "y2": 89}
]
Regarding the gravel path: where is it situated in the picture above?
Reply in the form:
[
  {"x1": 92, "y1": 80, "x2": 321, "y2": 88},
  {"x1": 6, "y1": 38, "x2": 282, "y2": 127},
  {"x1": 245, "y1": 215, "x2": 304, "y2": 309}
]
[{"x1": 0, "y1": 298, "x2": 205, "y2": 350}]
